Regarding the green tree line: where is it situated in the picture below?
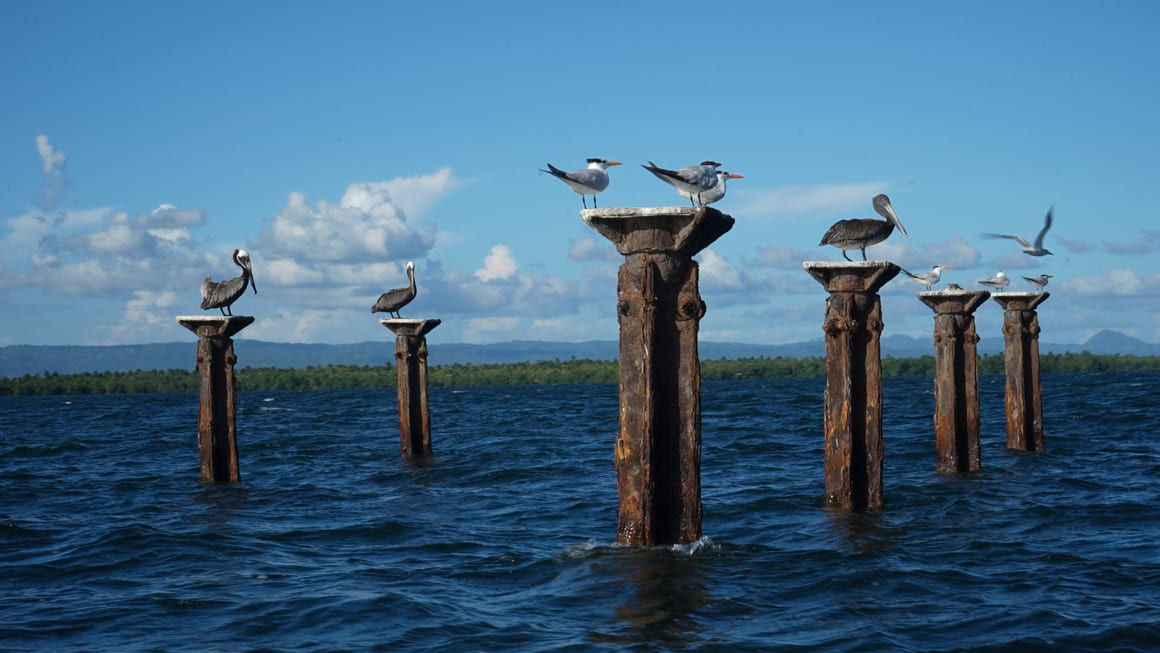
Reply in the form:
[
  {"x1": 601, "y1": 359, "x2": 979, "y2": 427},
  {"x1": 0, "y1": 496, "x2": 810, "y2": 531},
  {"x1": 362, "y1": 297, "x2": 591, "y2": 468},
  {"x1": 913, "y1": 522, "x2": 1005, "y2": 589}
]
[{"x1": 2, "y1": 352, "x2": 1159, "y2": 396}]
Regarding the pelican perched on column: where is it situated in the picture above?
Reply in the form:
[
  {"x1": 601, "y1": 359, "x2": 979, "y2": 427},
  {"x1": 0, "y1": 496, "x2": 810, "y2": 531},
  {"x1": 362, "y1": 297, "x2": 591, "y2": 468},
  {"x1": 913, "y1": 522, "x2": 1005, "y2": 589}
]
[
  {"x1": 819, "y1": 194, "x2": 909, "y2": 261},
  {"x1": 201, "y1": 249, "x2": 257, "y2": 316},
  {"x1": 372, "y1": 261, "x2": 417, "y2": 318}
]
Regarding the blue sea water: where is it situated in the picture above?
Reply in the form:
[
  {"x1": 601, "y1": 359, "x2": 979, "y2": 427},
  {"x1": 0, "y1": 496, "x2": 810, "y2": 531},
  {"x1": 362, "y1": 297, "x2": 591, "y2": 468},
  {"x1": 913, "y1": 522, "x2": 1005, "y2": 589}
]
[{"x1": 2, "y1": 372, "x2": 1159, "y2": 652}]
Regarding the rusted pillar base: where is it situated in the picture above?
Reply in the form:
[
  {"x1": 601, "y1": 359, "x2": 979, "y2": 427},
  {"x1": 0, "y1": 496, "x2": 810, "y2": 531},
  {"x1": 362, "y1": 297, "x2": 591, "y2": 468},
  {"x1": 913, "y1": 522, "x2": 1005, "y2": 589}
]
[
  {"x1": 381, "y1": 318, "x2": 442, "y2": 456},
  {"x1": 584, "y1": 207, "x2": 734, "y2": 546},
  {"x1": 803, "y1": 261, "x2": 900, "y2": 510},
  {"x1": 918, "y1": 289, "x2": 990, "y2": 472},
  {"x1": 176, "y1": 315, "x2": 254, "y2": 483},
  {"x1": 991, "y1": 292, "x2": 1049, "y2": 452}
]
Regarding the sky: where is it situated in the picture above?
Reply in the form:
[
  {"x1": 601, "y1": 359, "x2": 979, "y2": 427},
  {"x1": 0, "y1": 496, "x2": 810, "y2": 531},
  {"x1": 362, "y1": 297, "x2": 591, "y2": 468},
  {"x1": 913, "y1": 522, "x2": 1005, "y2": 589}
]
[{"x1": 2, "y1": 1, "x2": 1159, "y2": 351}]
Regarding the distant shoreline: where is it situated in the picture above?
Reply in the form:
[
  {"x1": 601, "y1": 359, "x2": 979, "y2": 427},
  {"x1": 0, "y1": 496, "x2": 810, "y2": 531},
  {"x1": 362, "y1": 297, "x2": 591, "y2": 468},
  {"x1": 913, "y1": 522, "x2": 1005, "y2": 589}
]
[{"x1": 3, "y1": 353, "x2": 1159, "y2": 396}]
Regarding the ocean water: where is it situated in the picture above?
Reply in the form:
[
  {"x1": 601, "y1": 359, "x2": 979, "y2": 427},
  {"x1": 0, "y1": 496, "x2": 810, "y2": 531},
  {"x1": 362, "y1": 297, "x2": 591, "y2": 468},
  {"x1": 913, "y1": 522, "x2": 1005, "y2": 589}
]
[{"x1": 2, "y1": 372, "x2": 1159, "y2": 652}]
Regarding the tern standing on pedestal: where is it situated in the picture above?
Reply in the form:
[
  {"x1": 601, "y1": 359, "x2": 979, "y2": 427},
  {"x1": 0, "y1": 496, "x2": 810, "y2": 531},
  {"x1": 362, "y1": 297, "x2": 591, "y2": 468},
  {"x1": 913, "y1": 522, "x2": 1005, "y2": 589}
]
[
  {"x1": 903, "y1": 264, "x2": 952, "y2": 290},
  {"x1": 819, "y1": 194, "x2": 909, "y2": 261},
  {"x1": 642, "y1": 160, "x2": 722, "y2": 206},
  {"x1": 201, "y1": 249, "x2": 257, "y2": 316},
  {"x1": 1022, "y1": 274, "x2": 1053, "y2": 292},
  {"x1": 541, "y1": 158, "x2": 621, "y2": 208},
  {"x1": 677, "y1": 170, "x2": 743, "y2": 206},
  {"x1": 978, "y1": 271, "x2": 1010, "y2": 292}
]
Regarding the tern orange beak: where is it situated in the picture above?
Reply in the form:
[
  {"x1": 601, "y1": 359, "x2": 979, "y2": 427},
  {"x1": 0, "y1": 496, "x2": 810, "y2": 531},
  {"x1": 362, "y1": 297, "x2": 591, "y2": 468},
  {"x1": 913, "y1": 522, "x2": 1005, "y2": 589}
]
[
  {"x1": 606, "y1": 161, "x2": 623, "y2": 166},
  {"x1": 727, "y1": 173, "x2": 744, "y2": 179}
]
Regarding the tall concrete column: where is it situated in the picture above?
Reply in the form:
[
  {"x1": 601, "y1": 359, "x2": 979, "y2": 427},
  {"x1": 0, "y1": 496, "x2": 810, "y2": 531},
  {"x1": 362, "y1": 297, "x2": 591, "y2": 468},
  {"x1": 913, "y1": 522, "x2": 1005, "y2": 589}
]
[
  {"x1": 918, "y1": 289, "x2": 990, "y2": 472},
  {"x1": 176, "y1": 315, "x2": 254, "y2": 483},
  {"x1": 803, "y1": 261, "x2": 900, "y2": 510},
  {"x1": 584, "y1": 206, "x2": 734, "y2": 546},
  {"x1": 992, "y1": 292, "x2": 1050, "y2": 452},
  {"x1": 382, "y1": 318, "x2": 441, "y2": 456}
]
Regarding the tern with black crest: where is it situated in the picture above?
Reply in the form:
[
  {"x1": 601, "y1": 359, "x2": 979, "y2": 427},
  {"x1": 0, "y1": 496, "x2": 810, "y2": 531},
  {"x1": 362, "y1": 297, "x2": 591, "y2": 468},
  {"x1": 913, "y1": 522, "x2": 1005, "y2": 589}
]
[{"x1": 541, "y1": 158, "x2": 621, "y2": 208}]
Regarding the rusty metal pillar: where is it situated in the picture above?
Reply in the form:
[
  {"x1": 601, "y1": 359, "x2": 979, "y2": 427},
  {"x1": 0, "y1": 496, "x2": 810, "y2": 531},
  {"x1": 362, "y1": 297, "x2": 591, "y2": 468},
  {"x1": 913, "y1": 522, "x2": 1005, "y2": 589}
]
[
  {"x1": 583, "y1": 206, "x2": 734, "y2": 546},
  {"x1": 803, "y1": 261, "x2": 900, "y2": 510},
  {"x1": 992, "y1": 292, "x2": 1049, "y2": 452},
  {"x1": 918, "y1": 289, "x2": 990, "y2": 472},
  {"x1": 382, "y1": 318, "x2": 442, "y2": 456},
  {"x1": 176, "y1": 315, "x2": 254, "y2": 483}
]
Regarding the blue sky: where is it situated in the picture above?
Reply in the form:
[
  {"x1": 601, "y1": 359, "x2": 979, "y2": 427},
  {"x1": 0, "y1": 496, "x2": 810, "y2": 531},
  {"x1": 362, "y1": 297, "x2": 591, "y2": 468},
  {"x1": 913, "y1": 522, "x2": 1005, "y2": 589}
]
[{"x1": 2, "y1": 1, "x2": 1158, "y2": 350}]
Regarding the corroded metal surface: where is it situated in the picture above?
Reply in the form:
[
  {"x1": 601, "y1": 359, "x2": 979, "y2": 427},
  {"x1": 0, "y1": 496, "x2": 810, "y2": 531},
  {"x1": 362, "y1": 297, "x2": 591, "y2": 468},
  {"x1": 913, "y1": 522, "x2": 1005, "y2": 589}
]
[
  {"x1": 588, "y1": 207, "x2": 733, "y2": 546},
  {"x1": 382, "y1": 319, "x2": 442, "y2": 456},
  {"x1": 176, "y1": 315, "x2": 254, "y2": 483},
  {"x1": 992, "y1": 292, "x2": 1050, "y2": 452},
  {"x1": 919, "y1": 290, "x2": 990, "y2": 472},
  {"x1": 805, "y1": 262, "x2": 900, "y2": 510}
]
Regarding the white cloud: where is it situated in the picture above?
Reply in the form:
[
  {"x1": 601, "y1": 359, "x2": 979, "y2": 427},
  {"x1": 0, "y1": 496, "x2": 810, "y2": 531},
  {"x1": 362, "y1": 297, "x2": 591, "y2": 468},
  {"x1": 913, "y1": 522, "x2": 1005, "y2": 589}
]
[
  {"x1": 733, "y1": 182, "x2": 889, "y2": 220},
  {"x1": 380, "y1": 167, "x2": 460, "y2": 218},
  {"x1": 913, "y1": 236, "x2": 979, "y2": 269},
  {"x1": 462, "y1": 316, "x2": 519, "y2": 343},
  {"x1": 1066, "y1": 268, "x2": 1156, "y2": 297},
  {"x1": 568, "y1": 237, "x2": 618, "y2": 263},
  {"x1": 258, "y1": 169, "x2": 457, "y2": 264},
  {"x1": 35, "y1": 135, "x2": 69, "y2": 206},
  {"x1": 475, "y1": 244, "x2": 518, "y2": 282},
  {"x1": 750, "y1": 243, "x2": 820, "y2": 269},
  {"x1": 697, "y1": 248, "x2": 742, "y2": 289}
]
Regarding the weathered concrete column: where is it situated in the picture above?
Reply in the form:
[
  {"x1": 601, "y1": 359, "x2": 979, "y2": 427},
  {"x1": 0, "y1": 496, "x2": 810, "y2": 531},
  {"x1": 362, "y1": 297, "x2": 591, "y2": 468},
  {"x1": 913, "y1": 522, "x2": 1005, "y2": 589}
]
[
  {"x1": 583, "y1": 206, "x2": 734, "y2": 546},
  {"x1": 918, "y1": 289, "x2": 990, "y2": 472},
  {"x1": 381, "y1": 318, "x2": 442, "y2": 456},
  {"x1": 991, "y1": 292, "x2": 1050, "y2": 452},
  {"x1": 803, "y1": 261, "x2": 900, "y2": 510},
  {"x1": 176, "y1": 315, "x2": 254, "y2": 483}
]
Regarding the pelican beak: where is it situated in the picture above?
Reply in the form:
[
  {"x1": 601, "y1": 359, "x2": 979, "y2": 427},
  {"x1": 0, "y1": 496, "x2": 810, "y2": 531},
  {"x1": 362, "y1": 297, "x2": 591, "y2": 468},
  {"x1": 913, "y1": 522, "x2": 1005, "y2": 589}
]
[
  {"x1": 882, "y1": 201, "x2": 908, "y2": 238},
  {"x1": 244, "y1": 260, "x2": 257, "y2": 294}
]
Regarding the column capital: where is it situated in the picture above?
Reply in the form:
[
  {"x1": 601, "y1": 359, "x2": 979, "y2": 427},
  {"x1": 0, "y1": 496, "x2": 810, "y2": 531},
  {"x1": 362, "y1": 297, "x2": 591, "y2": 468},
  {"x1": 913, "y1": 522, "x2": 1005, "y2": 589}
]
[
  {"x1": 381, "y1": 318, "x2": 442, "y2": 338},
  {"x1": 581, "y1": 206, "x2": 734, "y2": 257},
  {"x1": 991, "y1": 291, "x2": 1050, "y2": 312},
  {"x1": 803, "y1": 260, "x2": 900, "y2": 294},
  {"x1": 918, "y1": 289, "x2": 991, "y2": 315},
  {"x1": 176, "y1": 315, "x2": 254, "y2": 338}
]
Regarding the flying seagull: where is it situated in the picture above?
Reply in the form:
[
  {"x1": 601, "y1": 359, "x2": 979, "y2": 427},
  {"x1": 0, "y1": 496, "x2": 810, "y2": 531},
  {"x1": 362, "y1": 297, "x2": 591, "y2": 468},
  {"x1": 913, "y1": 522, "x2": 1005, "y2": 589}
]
[
  {"x1": 1022, "y1": 273, "x2": 1053, "y2": 293},
  {"x1": 372, "y1": 261, "x2": 417, "y2": 318},
  {"x1": 541, "y1": 158, "x2": 622, "y2": 208},
  {"x1": 642, "y1": 160, "x2": 721, "y2": 206},
  {"x1": 985, "y1": 206, "x2": 1054, "y2": 256},
  {"x1": 819, "y1": 194, "x2": 909, "y2": 261},
  {"x1": 977, "y1": 270, "x2": 1010, "y2": 292},
  {"x1": 201, "y1": 249, "x2": 257, "y2": 316},
  {"x1": 902, "y1": 264, "x2": 952, "y2": 290}
]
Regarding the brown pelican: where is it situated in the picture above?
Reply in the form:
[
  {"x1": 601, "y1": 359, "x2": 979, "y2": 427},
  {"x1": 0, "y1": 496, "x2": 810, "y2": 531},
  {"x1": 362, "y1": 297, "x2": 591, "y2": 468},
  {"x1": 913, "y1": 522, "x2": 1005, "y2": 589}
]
[
  {"x1": 677, "y1": 171, "x2": 743, "y2": 205},
  {"x1": 984, "y1": 206, "x2": 1054, "y2": 256},
  {"x1": 372, "y1": 261, "x2": 417, "y2": 318},
  {"x1": 977, "y1": 270, "x2": 1010, "y2": 291},
  {"x1": 201, "y1": 249, "x2": 256, "y2": 316},
  {"x1": 642, "y1": 160, "x2": 721, "y2": 206},
  {"x1": 903, "y1": 264, "x2": 952, "y2": 290},
  {"x1": 818, "y1": 194, "x2": 908, "y2": 261},
  {"x1": 541, "y1": 158, "x2": 622, "y2": 208},
  {"x1": 1022, "y1": 273, "x2": 1053, "y2": 292}
]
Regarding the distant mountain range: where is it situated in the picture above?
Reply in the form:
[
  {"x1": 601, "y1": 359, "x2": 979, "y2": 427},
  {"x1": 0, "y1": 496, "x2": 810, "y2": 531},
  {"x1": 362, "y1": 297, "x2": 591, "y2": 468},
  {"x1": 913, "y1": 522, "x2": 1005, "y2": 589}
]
[{"x1": 1, "y1": 329, "x2": 1157, "y2": 378}]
